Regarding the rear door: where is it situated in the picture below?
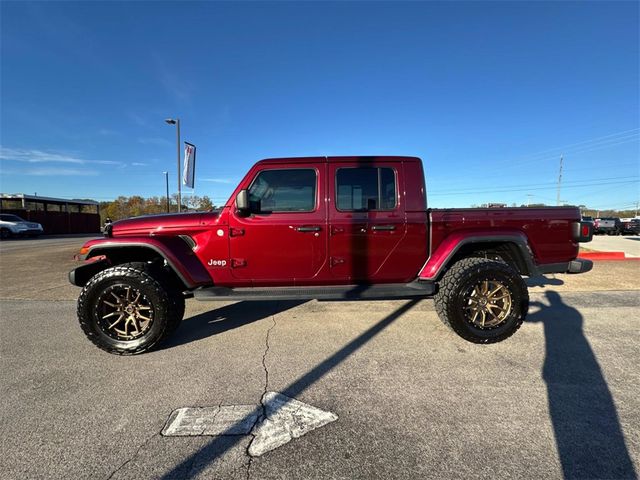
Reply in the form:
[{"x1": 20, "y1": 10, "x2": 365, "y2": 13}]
[
  {"x1": 328, "y1": 160, "x2": 407, "y2": 282},
  {"x1": 228, "y1": 165, "x2": 327, "y2": 284}
]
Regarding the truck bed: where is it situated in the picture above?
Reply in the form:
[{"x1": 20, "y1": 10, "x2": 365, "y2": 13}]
[{"x1": 429, "y1": 206, "x2": 581, "y2": 265}]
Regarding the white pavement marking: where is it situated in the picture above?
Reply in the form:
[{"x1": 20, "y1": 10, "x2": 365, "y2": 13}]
[
  {"x1": 161, "y1": 392, "x2": 338, "y2": 457},
  {"x1": 248, "y1": 392, "x2": 339, "y2": 457},
  {"x1": 162, "y1": 405, "x2": 259, "y2": 436}
]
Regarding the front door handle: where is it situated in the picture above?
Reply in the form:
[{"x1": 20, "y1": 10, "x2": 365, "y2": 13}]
[
  {"x1": 296, "y1": 226, "x2": 321, "y2": 232},
  {"x1": 371, "y1": 225, "x2": 396, "y2": 231}
]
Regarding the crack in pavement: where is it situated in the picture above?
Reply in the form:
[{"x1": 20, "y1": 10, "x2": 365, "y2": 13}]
[
  {"x1": 245, "y1": 315, "x2": 277, "y2": 479},
  {"x1": 105, "y1": 431, "x2": 159, "y2": 480}
]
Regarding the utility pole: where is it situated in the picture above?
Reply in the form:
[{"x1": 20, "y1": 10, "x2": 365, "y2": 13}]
[
  {"x1": 526, "y1": 194, "x2": 533, "y2": 207},
  {"x1": 556, "y1": 155, "x2": 563, "y2": 206}
]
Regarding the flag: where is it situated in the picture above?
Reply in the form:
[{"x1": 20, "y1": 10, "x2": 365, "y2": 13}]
[{"x1": 183, "y1": 142, "x2": 196, "y2": 188}]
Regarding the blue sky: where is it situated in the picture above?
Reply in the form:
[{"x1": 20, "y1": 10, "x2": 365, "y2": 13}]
[{"x1": 1, "y1": 1, "x2": 638, "y2": 210}]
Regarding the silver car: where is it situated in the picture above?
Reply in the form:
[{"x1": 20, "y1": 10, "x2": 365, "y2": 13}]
[{"x1": 0, "y1": 214, "x2": 44, "y2": 239}]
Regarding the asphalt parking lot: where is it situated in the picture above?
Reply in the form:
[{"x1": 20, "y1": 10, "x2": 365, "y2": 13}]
[{"x1": 1, "y1": 236, "x2": 639, "y2": 479}]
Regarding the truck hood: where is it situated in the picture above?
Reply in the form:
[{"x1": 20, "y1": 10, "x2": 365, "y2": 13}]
[{"x1": 111, "y1": 212, "x2": 218, "y2": 236}]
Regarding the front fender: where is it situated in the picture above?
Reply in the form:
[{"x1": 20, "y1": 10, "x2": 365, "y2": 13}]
[
  {"x1": 74, "y1": 236, "x2": 211, "y2": 288},
  {"x1": 418, "y1": 231, "x2": 538, "y2": 280},
  {"x1": 69, "y1": 256, "x2": 110, "y2": 287}
]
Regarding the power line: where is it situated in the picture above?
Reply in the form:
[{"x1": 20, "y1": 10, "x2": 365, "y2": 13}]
[
  {"x1": 509, "y1": 128, "x2": 639, "y2": 160},
  {"x1": 452, "y1": 128, "x2": 640, "y2": 173},
  {"x1": 429, "y1": 175, "x2": 638, "y2": 195},
  {"x1": 499, "y1": 134, "x2": 639, "y2": 170},
  {"x1": 429, "y1": 179, "x2": 639, "y2": 196}
]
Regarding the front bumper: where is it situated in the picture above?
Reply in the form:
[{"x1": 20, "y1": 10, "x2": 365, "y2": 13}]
[{"x1": 12, "y1": 226, "x2": 43, "y2": 235}]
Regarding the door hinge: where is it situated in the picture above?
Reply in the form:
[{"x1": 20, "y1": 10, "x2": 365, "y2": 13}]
[
  {"x1": 330, "y1": 257, "x2": 345, "y2": 267},
  {"x1": 231, "y1": 258, "x2": 247, "y2": 268}
]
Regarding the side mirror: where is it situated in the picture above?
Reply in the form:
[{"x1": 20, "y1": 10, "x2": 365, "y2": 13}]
[{"x1": 236, "y1": 189, "x2": 249, "y2": 214}]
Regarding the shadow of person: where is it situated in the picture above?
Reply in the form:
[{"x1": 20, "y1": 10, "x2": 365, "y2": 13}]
[
  {"x1": 526, "y1": 275, "x2": 565, "y2": 288},
  {"x1": 528, "y1": 291, "x2": 636, "y2": 479},
  {"x1": 163, "y1": 300, "x2": 307, "y2": 350}
]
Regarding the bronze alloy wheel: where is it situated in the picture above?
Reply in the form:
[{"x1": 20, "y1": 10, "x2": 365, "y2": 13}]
[
  {"x1": 96, "y1": 284, "x2": 155, "y2": 340},
  {"x1": 463, "y1": 279, "x2": 513, "y2": 329}
]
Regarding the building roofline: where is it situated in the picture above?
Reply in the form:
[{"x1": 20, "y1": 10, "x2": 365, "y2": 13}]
[{"x1": 0, "y1": 193, "x2": 99, "y2": 206}]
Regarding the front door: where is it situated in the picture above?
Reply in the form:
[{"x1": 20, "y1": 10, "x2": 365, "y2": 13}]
[
  {"x1": 328, "y1": 161, "x2": 407, "y2": 282},
  {"x1": 228, "y1": 166, "x2": 327, "y2": 284}
]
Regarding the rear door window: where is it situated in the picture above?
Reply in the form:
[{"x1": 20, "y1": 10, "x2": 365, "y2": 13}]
[{"x1": 336, "y1": 167, "x2": 397, "y2": 211}]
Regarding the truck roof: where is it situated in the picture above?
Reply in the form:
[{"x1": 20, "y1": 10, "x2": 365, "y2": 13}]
[{"x1": 256, "y1": 156, "x2": 422, "y2": 166}]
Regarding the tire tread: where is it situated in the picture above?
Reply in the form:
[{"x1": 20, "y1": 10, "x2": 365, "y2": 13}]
[
  {"x1": 77, "y1": 264, "x2": 183, "y2": 355},
  {"x1": 434, "y1": 257, "x2": 528, "y2": 344}
]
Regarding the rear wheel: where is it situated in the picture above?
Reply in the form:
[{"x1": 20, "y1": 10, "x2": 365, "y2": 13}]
[
  {"x1": 77, "y1": 264, "x2": 183, "y2": 355},
  {"x1": 0, "y1": 228, "x2": 11, "y2": 240},
  {"x1": 434, "y1": 257, "x2": 529, "y2": 344}
]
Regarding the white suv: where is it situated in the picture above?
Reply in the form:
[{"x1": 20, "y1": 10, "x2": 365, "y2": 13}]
[{"x1": 0, "y1": 214, "x2": 44, "y2": 239}]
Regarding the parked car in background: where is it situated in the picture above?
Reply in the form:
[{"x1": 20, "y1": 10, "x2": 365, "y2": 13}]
[
  {"x1": 581, "y1": 215, "x2": 594, "y2": 228},
  {"x1": 0, "y1": 214, "x2": 44, "y2": 239},
  {"x1": 621, "y1": 218, "x2": 640, "y2": 236},
  {"x1": 594, "y1": 217, "x2": 622, "y2": 235}
]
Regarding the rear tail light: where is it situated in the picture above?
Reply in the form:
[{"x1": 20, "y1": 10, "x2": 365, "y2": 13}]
[{"x1": 573, "y1": 221, "x2": 593, "y2": 243}]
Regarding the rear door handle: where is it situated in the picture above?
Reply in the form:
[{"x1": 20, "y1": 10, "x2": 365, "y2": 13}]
[
  {"x1": 296, "y1": 226, "x2": 321, "y2": 232},
  {"x1": 371, "y1": 225, "x2": 396, "y2": 231}
]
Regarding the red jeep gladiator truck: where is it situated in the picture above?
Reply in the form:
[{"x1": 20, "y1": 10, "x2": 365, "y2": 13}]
[{"x1": 69, "y1": 156, "x2": 593, "y2": 355}]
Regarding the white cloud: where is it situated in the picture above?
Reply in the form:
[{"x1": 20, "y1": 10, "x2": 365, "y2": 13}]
[
  {"x1": 25, "y1": 168, "x2": 100, "y2": 176},
  {"x1": 153, "y1": 53, "x2": 195, "y2": 102},
  {"x1": 0, "y1": 147, "x2": 122, "y2": 166},
  {"x1": 128, "y1": 112, "x2": 149, "y2": 127},
  {"x1": 138, "y1": 137, "x2": 172, "y2": 147},
  {"x1": 201, "y1": 178, "x2": 234, "y2": 184},
  {"x1": 131, "y1": 162, "x2": 150, "y2": 166}
]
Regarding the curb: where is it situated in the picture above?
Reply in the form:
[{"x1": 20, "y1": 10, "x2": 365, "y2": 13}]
[{"x1": 579, "y1": 251, "x2": 639, "y2": 261}]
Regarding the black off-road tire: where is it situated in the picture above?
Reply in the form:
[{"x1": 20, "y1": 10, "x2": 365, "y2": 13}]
[
  {"x1": 77, "y1": 264, "x2": 184, "y2": 355},
  {"x1": 434, "y1": 257, "x2": 529, "y2": 344}
]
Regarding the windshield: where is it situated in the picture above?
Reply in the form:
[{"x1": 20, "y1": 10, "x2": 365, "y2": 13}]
[{"x1": 0, "y1": 214, "x2": 26, "y2": 222}]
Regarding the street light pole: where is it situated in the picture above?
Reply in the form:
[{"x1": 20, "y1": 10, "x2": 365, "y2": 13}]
[
  {"x1": 165, "y1": 118, "x2": 182, "y2": 212},
  {"x1": 176, "y1": 119, "x2": 181, "y2": 212},
  {"x1": 163, "y1": 171, "x2": 170, "y2": 213}
]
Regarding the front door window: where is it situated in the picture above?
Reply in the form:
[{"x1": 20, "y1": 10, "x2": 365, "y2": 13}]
[
  {"x1": 229, "y1": 167, "x2": 325, "y2": 282},
  {"x1": 248, "y1": 169, "x2": 316, "y2": 213}
]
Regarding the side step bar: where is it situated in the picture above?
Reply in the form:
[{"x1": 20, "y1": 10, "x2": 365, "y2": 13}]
[{"x1": 194, "y1": 281, "x2": 435, "y2": 302}]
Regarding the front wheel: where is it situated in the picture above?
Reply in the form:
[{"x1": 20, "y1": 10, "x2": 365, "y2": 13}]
[
  {"x1": 77, "y1": 264, "x2": 183, "y2": 355},
  {"x1": 434, "y1": 257, "x2": 529, "y2": 344}
]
